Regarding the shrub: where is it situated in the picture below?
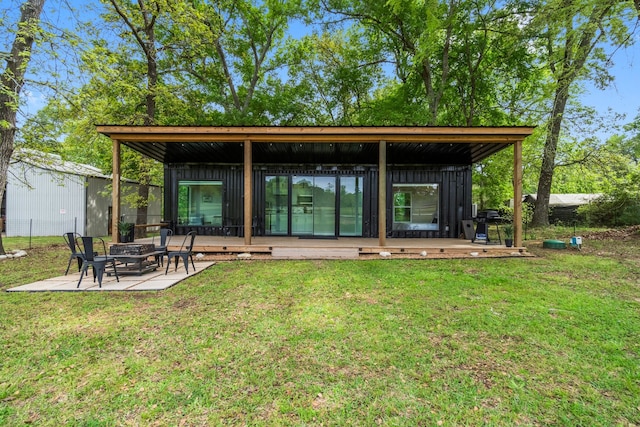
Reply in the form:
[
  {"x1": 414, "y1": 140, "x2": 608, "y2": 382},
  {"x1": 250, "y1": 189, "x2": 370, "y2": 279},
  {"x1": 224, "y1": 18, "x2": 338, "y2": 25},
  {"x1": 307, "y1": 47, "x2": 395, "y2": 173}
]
[{"x1": 579, "y1": 190, "x2": 640, "y2": 227}]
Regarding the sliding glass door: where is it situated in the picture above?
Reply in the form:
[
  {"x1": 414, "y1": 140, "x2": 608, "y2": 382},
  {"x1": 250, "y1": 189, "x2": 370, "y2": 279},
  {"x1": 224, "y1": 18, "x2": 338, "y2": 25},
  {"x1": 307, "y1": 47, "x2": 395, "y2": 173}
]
[
  {"x1": 291, "y1": 176, "x2": 336, "y2": 236},
  {"x1": 310, "y1": 176, "x2": 336, "y2": 236},
  {"x1": 265, "y1": 174, "x2": 362, "y2": 237},
  {"x1": 265, "y1": 176, "x2": 288, "y2": 235},
  {"x1": 339, "y1": 176, "x2": 363, "y2": 236}
]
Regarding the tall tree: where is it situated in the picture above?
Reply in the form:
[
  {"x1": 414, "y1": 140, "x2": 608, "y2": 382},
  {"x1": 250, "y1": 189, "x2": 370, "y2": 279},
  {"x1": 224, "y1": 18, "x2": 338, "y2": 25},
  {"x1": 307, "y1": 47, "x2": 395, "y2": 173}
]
[
  {"x1": 103, "y1": 0, "x2": 164, "y2": 236},
  {"x1": 166, "y1": 0, "x2": 307, "y2": 124},
  {"x1": 0, "y1": 0, "x2": 46, "y2": 255},
  {"x1": 529, "y1": 0, "x2": 638, "y2": 226},
  {"x1": 317, "y1": 0, "x2": 538, "y2": 126}
]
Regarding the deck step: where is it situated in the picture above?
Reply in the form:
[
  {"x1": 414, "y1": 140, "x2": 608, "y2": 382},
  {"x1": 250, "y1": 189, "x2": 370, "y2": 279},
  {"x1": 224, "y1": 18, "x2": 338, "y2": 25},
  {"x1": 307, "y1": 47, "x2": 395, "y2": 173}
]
[{"x1": 271, "y1": 247, "x2": 359, "y2": 259}]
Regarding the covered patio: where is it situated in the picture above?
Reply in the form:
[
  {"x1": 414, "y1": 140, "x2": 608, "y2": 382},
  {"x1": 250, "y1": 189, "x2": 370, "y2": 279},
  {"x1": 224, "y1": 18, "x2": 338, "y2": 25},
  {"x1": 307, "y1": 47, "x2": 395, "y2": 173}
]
[{"x1": 97, "y1": 125, "x2": 534, "y2": 256}]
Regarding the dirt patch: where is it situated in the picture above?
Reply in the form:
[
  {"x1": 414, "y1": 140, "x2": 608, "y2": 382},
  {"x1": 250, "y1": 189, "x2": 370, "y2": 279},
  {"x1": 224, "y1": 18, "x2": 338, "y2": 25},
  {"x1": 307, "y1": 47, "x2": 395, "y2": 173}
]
[{"x1": 581, "y1": 225, "x2": 640, "y2": 241}]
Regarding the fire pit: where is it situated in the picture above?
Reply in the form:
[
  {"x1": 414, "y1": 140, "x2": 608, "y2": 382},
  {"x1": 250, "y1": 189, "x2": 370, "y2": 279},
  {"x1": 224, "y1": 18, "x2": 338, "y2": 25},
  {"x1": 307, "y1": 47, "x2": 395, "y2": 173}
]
[{"x1": 110, "y1": 243, "x2": 155, "y2": 256}]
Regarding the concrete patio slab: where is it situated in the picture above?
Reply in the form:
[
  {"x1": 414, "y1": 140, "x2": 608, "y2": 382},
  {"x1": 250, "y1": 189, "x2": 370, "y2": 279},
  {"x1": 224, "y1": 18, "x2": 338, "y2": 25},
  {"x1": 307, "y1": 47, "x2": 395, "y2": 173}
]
[{"x1": 6, "y1": 261, "x2": 216, "y2": 292}]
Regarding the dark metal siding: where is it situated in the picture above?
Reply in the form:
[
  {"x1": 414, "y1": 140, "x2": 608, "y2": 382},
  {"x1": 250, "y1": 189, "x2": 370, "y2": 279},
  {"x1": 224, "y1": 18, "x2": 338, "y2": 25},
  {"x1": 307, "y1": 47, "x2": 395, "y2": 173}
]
[
  {"x1": 387, "y1": 166, "x2": 471, "y2": 238},
  {"x1": 165, "y1": 164, "x2": 244, "y2": 235},
  {"x1": 165, "y1": 163, "x2": 471, "y2": 238}
]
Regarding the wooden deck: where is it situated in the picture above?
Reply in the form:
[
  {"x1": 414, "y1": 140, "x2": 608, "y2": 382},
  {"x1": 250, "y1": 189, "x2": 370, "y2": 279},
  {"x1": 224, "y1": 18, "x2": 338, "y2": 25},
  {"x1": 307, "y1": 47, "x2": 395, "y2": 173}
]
[{"x1": 136, "y1": 236, "x2": 529, "y2": 260}]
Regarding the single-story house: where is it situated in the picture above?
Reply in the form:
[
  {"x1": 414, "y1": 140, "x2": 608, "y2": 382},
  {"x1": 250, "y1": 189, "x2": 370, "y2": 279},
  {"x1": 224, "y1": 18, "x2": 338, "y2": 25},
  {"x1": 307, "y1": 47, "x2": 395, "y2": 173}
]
[
  {"x1": 524, "y1": 193, "x2": 601, "y2": 224},
  {"x1": 97, "y1": 126, "x2": 534, "y2": 248},
  {"x1": 4, "y1": 149, "x2": 162, "y2": 237}
]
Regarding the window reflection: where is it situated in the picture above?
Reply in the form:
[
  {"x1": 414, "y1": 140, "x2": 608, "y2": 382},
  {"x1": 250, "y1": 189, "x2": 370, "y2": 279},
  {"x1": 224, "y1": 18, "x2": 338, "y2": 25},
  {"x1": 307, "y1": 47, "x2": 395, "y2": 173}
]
[
  {"x1": 392, "y1": 184, "x2": 439, "y2": 231},
  {"x1": 178, "y1": 181, "x2": 223, "y2": 226}
]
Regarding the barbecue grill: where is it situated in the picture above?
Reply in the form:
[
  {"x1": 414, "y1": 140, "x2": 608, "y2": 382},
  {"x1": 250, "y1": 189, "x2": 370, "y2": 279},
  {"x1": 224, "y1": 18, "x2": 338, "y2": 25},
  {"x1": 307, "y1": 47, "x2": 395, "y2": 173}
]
[
  {"x1": 472, "y1": 210, "x2": 504, "y2": 244},
  {"x1": 476, "y1": 210, "x2": 503, "y2": 223}
]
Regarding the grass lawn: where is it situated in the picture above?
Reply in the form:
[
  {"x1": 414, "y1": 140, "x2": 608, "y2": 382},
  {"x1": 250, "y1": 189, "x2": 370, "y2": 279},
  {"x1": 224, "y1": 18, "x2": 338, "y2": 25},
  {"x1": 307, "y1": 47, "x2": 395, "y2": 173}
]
[{"x1": 0, "y1": 231, "x2": 639, "y2": 425}]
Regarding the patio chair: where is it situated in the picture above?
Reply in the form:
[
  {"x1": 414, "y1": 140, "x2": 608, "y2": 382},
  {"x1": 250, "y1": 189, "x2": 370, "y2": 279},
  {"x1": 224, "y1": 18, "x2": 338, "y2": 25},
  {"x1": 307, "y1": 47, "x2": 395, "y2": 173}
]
[
  {"x1": 152, "y1": 228, "x2": 173, "y2": 266},
  {"x1": 165, "y1": 231, "x2": 197, "y2": 275},
  {"x1": 77, "y1": 236, "x2": 120, "y2": 288},
  {"x1": 63, "y1": 232, "x2": 85, "y2": 275}
]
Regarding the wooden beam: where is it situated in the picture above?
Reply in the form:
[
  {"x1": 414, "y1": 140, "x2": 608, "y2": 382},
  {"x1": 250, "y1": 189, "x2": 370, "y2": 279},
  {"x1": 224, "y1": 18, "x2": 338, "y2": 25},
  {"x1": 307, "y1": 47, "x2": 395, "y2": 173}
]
[
  {"x1": 112, "y1": 139, "x2": 121, "y2": 243},
  {"x1": 513, "y1": 140, "x2": 523, "y2": 247},
  {"x1": 244, "y1": 139, "x2": 252, "y2": 246},
  {"x1": 378, "y1": 140, "x2": 387, "y2": 247},
  {"x1": 96, "y1": 125, "x2": 536, "y2": 137},
  {"x1": 97, "y1": 132, "x2": 528, "y2": 144}
]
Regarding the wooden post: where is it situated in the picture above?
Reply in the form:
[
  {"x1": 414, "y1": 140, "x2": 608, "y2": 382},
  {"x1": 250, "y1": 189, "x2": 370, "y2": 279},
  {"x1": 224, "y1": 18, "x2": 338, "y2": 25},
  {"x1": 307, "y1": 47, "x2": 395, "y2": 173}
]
[
  {"x1": 244, "y1": 139, "x2": 252, "y2": 246},
  {"x1": 112, "y1": 139, "x2": 121, "y2": 243},
  {"x1": 378, "y1": 140, "x2": 387, "y2": 247},
  {"x1": 513, "y1": 140, "x2": 523, "y2": 247}
]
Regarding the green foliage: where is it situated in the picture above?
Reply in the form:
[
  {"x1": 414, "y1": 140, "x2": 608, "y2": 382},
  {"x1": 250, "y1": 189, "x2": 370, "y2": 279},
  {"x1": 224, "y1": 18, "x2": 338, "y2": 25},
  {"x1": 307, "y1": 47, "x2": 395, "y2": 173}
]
[
  {"x1": 473, "y1": 148, "x2": 514, "y2": 209},
  {"x1": 579, "y1": 183, "x2": 640, "y2": 227},
  {"x1": 503, "y1": 223, "x2": 514, "y2": 238},
  {"x1": 117, "y1": 220, "x2": 133, "y2": 234},
  {"x1": 579, "y1": 121, "x2": 640, "y2": 227},
  {"x1": 5, "y1": 0, "x2": 640, "y2": 220}
]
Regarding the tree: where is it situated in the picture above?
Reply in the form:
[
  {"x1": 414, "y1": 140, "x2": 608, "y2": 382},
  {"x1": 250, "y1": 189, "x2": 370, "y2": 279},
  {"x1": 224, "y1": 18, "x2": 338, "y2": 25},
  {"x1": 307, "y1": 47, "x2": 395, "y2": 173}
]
[
  {"x1": 316, "y1": 0, "x2": 537, "y2": 126},
  {"x1": 0, "y1": 0, "x2": 46, "y2": 255},
  {"x1": 102, "y1": 0, "x2": 165, "y2": 236},
  {"x1": 529, "y1": 0, "x2": 639, "y2": 226}
]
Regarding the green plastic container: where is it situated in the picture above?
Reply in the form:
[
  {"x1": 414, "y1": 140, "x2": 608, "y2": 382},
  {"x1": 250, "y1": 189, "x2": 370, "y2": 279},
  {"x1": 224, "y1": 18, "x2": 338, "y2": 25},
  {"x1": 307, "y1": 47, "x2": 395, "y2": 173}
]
[{"x1": 543, "y1": 239, "x2": 566, "y2": 249}]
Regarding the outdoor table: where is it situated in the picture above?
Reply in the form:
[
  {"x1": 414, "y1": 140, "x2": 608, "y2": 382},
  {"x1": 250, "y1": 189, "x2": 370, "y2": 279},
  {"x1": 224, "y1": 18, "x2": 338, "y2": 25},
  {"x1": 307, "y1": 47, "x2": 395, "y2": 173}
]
[{"x1": 108, "y1": 244, "x2": 165, "y2": 276}]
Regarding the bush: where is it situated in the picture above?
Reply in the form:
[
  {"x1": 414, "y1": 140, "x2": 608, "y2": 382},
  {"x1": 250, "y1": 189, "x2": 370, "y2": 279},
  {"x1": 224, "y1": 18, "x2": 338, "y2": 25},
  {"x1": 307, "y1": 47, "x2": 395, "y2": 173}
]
[{"x1": 579, "y1": 191, "x2": 640, "y2": 227}]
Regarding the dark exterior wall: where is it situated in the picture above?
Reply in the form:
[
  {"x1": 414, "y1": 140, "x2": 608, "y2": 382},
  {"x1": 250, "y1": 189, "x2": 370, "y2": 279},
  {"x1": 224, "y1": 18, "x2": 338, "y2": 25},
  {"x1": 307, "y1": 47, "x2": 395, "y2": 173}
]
[
  {"x1": 387, "y1": 165, "x2": 472, "y2": 238},
  {"x1": 165, "y1": 163, "x2": 472, "y2": 238},
  {"x1": 164, "y1": 164, "x2": 244, "y2": 235}
]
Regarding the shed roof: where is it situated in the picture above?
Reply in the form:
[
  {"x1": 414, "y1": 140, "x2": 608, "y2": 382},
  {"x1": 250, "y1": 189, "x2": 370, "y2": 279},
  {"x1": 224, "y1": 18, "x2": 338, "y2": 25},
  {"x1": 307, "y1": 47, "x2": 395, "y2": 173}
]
[
  {"x1": 96, "y1": 125, "x2": 535, "y2": 164},
  {"x1": 525, "y1": 193, "x2": 601, "y2": 207},
  {"x1": 11, "y1": 149, "x2": 159, "y2": 186},
  {"x1": 12, "y1": 149, "x2": 110, "y2": 179}
]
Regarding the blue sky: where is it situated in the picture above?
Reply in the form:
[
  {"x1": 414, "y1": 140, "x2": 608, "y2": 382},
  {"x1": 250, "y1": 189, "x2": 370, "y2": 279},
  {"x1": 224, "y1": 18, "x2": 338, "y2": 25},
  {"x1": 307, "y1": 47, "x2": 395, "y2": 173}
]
[{"x1": 580, "y1": 38, "x2": 640, "y2": 124}]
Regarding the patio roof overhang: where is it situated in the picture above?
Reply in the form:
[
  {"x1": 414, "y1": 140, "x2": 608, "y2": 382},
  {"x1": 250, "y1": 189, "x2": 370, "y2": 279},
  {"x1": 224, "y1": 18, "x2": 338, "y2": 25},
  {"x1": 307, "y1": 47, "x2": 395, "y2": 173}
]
[
  {"x1": 98, "y1": 125, "x2": 534, "y2": 249},
  {"x1": 96, "y1": 125, "x2": 535, "y2": 164}
]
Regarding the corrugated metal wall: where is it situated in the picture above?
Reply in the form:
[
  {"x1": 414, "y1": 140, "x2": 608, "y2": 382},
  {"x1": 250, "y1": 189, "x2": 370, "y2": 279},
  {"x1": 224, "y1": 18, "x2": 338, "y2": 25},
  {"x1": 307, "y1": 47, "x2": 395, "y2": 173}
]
[
  {"x1": 6, "y1": 165, "x2": 87, "y2": 236},
  {"x1": 166, "y1": 163, "x2": 472, "y2": 238},
  {"x1": 388, "y1": 166, "x2": 472, "y2": 238},
  {"x1": 165, "y1": 165, "x2": 244, "y2": 235},
  {"x1": 86, "y1": 177, "x2": 110, "y2": 236},
  {"x1": 7, "y1": 163, "x2": 163, "y2": 237}
]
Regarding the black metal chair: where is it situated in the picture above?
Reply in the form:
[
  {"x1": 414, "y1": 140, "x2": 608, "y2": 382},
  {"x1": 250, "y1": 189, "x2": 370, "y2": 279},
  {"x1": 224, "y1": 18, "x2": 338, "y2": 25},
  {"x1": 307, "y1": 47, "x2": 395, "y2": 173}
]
[
  {"x1": 152, "y1": 228, "x2": 173, "y2": 266},
  {"x1": 63, "y1": 232, "x2": 85, "y2": 275},
  {"x1": 77, "y1": 237, "x2": 119, "y2": 288},
  {"x1": 165, "y1": 231, "x2": 197, "y2": 275}
]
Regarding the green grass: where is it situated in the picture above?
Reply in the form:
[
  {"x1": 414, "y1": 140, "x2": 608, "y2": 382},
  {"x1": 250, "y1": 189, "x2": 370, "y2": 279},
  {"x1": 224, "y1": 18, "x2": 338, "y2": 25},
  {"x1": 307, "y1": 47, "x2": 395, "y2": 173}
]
[{"x1": 0, "y1": 234, "x2": 639, "y2": 425}]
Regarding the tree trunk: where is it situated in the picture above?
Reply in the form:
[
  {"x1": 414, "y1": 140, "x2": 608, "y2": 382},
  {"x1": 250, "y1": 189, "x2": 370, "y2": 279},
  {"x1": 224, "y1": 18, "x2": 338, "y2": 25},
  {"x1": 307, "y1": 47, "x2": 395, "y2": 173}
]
[
  {"x1": 0, "y1": 0, "x2": 46, "y2": 255},
  {"x1": 530, "y1": 1, "x2": 613, "y2": 227},
  {"x1": 531, "y1": 82, "x2": 571, "y2": 227},
  {"x1": 136, "y1": 18, "x2": 157, "y2": 239}
]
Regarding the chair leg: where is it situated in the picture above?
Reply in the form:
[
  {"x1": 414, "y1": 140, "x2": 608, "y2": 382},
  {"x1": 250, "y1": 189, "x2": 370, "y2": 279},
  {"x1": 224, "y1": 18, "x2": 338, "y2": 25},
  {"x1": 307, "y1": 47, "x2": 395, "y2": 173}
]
[
  {"x1": 181, "y1": 254, "x2": 189, "y2": 274},
  {"x1": 190, "y1": 254, "x2": 196, "y2": 273},
  {"x1": 66, "y1": 256, "x2": 85, "y2": 275},
  {"x1": 165, "y1": 256, "x2": 172, "y2": 275},
  {"x1": 111, "y1": 260, "x2": 120, "y2": 282},
  {"x1": 94, "y1": 264, "x2": 106, "y2": 288},
  {"x1": 77, "y1": 263, "x2": 88, "y2": 288}
]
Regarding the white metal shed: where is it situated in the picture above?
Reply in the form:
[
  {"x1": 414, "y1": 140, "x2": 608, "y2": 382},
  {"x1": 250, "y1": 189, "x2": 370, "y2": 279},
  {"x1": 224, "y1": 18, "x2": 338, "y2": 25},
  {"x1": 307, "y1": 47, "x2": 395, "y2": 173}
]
[{"x1": 5, "y1": 150, "x2": 161, "y2": 237}]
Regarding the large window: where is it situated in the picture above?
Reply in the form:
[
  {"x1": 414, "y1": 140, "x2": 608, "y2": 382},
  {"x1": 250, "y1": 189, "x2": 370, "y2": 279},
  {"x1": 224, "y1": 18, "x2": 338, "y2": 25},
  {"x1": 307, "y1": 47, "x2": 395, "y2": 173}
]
[
  {"x1": 339, "y1": 176, "x2": 363, "y2": 236},
  {"x1": 265, "y1": 176, "x2": 289, "y2": 235},
  {"x1": 392, "y1": 184, "x2": 439, "y2": 231},
  {"x1": 178, "y1": 181, "x2": 223, "y2": 226}
]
